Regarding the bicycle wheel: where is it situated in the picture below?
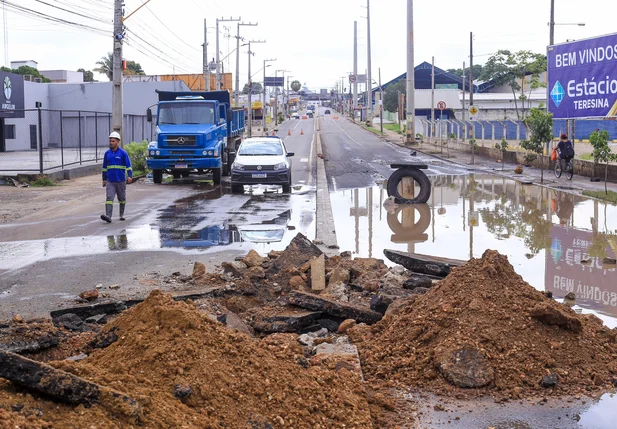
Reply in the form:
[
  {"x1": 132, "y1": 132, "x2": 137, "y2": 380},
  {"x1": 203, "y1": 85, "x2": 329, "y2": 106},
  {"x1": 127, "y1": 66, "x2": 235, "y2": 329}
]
[
  {"x1": 554, "y1": 160, "x2": 563, "y2": 178},
  {"x1": 566, "y1": 161, "x2": 574, "y2": 180}
]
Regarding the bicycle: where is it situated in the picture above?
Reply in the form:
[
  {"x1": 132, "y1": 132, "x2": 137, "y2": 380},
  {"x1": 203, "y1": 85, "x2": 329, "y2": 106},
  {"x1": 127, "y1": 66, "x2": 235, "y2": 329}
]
[{"x1": 554, "y1": 157, "x2": 574, "y2": 180}]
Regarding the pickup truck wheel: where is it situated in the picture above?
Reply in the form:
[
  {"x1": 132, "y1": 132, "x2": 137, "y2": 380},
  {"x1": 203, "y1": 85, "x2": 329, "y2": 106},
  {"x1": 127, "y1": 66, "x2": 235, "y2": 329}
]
[
  {"x1": 153, "y1": 170, "x2": 163, "y2": 184},
  {"x1": 282, "y1": 174, "x2": 292, "y2": 193},
  {"x1": 212, "y1": 168, "x2": 222, "y2": 185}
]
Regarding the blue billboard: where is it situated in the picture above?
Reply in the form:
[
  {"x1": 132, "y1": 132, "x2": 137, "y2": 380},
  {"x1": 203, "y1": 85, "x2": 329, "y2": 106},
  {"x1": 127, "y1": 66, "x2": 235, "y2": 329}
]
[{"x1": 548, "y1": 33, "x2": 617, "y2": 119}]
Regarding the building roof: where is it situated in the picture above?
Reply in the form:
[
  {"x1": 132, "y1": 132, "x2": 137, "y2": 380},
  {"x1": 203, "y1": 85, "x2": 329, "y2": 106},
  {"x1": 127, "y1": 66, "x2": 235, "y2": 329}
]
[{"x1": 380, "y1": 62, "x2": 477, "y2": 93}]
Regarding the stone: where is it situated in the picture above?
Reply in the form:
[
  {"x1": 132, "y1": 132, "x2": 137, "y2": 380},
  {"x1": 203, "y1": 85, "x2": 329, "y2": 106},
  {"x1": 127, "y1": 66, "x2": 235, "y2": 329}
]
[
  {"x1": 65, "y1": 353, "x2": 88, "y2": 362},
  {"x1": 530, "y1": 303, "x2": 583, "y2": 333},
  {"x1": 288, "y1": 291, "x2": 382, "y2": 324},
  {"x1": 322, "y1": 281, "x2": 349, "y2": 302},
  {"x1": 318, "y1": 319, "x2": 341, "y2": 332},
  {"x1": 243, "y1": 250, "x2": 267, "y2": 268},
  {"x1": 439, "y1": 347, "x2": 494, "y2": 388},
  {"x1": 298, "y1": 328, "x2": 328, "y2": 347},
  {"x1": 540, "y1": 373, "x2": 559, "y2": 388},
  {"x1": 385, "y1": 296, "x2": 416, "y2": 318},
  {"x1": 85, "y1": 314, "x2": 107, "y2": 324},
  {"x1": 192, "y1": 262, "x2": 206, "y2": 278},
  {"x1": 109, "y1": 284, "x2": 121, "y2": 290},
  {"x1": 247, "y1": 266, "x2": 266, "y2": 279},
  {"x1": 370, "y1": 286, "x2": 415, "y2": 315},
  {"x1": 310, "y1": 255, "x2": 326, "y2": 291},
  {"x1": 11, "y1": 315, "x2": 24, "y2": 324},
  {"x1": 380, "y1": 271, "x2": 407, "y2": 288},
  {"x1": 383, "y1": 249, "x2": 463, "y2": 277},
  {"x1": 222, "y1": 261, "x2": 248, "y2": 278},
  {"x1": 268, "y1": 250, "x2": 282, "y2": 259},
  {"x1": 219, "y1": 312, "x2": 253, "y2": 336},
  {"x1": 403, "y1": 274, "x2": 437, "y2": 290},
  {"x1": 411, "y1": 287, "x2": 430, "y2": 295},
  {"x1": 267, "y1": 233, "x2": 323, "y2": 287},
  {"x1": 564, "y1": 292, "x2": 576, "y2": 301},
  {"x1": 337, "y1": 319, "x2": 356, "y2": 334},
  {"x1": 53, "y1": 313, "x2": 88, "y2": 332},
  {"x1": 329, "y1": 267, "x2": 350, "y2": 285},
  {"x1": 340, "y1": 251, "x2": 352, "y2": 258},
  {"x1": 174, "y1": 384, "x2": 193, "y2": 400},
  {"x1": 289, "y1": 275, "x2": 307, "y2": 290},
  {"x1": 250, "y1": 307, "x2": 322, "y2": 333},
  {"x1": 95, "y1": 283, "x2": 103, "y2": 289},
  {"x1": 79, "y1": 290, "x2": 99, "y2": 302},
  {"x1": 87, "y1": 327, "x2": 119, "y2": 350}
]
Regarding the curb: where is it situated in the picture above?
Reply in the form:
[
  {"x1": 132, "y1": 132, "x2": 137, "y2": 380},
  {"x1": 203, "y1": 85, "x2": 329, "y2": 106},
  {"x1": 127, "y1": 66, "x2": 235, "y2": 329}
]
[{"x1": 314, "y1": 118, "x2": 338, "y2": 250}]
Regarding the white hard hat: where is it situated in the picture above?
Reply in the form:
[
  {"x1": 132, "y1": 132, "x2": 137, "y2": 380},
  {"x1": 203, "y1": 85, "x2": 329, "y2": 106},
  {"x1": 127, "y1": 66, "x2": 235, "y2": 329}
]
[{"x1": 109, "y1": 131, "x2": 121, "y2": 140}]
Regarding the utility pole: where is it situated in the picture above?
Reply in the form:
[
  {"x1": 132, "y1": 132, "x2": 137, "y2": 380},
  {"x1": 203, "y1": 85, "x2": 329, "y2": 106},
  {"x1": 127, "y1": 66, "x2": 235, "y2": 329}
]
[
  {"x1": 462, "y1": 61, "x2": 466, "y2": 142},
  {"x1": 247, "y1": 40, "x2": 265, "y2": 138},
  {"x1": 549, "y1": 0, "x2": 555, "y2": 45},
  {"x1": 406, "y1": 0, "x2": 416, "y2": 144},
  {"x1": 431, "y1": 56, "x2": 435, "y2": 143},
  {"x1": 379, "y1": 68, "x2": 383, "y2": 134},
  {"x1": 235, "y1": 22, "x2": 258, "y2": 106},
  {"x1": 287, "y1": 75, "x2": 293, "y2": 119},
  {"x1": 112, "y1": 0, "x2": 124, "y2": 146},
  {"x1": 470, "y1": 32, "x2": 474, "y2": 164},
  {"x1": 203, "y1": 19, "x2": 208, "y2": 91},
  {"x1": 366, "y1": 0, "x2": 373, "y2": 126},
  {"x1": 263, "y1": 58, "x2": 276, "y2": 131},
  {"x1": 216, "y1": 17, "x2": 240, "y2": 91},
  {"x1": 353, "y1": 21, "x2": 358, "y2": 112}
]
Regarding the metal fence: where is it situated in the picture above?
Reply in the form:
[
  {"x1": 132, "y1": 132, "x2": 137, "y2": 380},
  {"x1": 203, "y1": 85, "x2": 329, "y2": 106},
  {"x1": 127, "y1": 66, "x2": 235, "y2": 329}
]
[{"x1": 0, "y1": 109, "x2": 154, "y2": 173}]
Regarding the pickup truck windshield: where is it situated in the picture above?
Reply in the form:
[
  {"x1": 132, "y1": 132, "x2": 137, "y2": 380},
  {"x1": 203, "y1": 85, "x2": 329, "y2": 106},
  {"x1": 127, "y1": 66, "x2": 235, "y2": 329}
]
[
  {"x1": 239, "y1": 141, "x2": 283, "y2": 156},
  {"x1": 158, "y1": 102, "x2": 216, "y2": 125}
]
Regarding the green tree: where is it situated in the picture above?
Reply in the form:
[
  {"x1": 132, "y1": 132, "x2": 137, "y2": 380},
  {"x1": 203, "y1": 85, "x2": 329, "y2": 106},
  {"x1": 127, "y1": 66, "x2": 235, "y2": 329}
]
[
  {"x1": 290, "y1": 80, "x2": 301, "y2": 92},
  {"x1": 521, "y1": 107, "x2": 553, "y2": 183},
  {"x1": 77, "y1": 68, "x2": 95, "y2": 82},
  {"x1": 383, "y1": 80, "x2": 405, "y2": 112},
  {"x1": 446, "y1": 64, "x2": 484, "y2": 84},
  {"x1": 0, "y1": 65, "x2": 51, "y2": 82},
  {"x1": 94, "y1": 53, "x2": 113, "y2": 81},
  {"x1": 242, "y1": 82, "x2": 263, "y2": 94},
  {"x1": 495, "y1": 137, "x2": 508, "y2": 171},
  {"x1": 480, "y1": 50, "x2": 546, "y2": 122},
  {"x1": 125, "y1": 60, "x2": 145, "y2": 75},
  {"x1": 589, "y1": 129, "x2": 617, "y2": 194}
]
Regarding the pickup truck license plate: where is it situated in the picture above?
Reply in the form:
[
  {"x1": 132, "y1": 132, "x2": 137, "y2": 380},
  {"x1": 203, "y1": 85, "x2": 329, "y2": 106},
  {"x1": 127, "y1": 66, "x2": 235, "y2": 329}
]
[
  {"x1": 252, "y1": 173, "x2": 267, "y2": 179},
  {"x1": 175, "y1": 164, "x2": 187, "y2": 169}
]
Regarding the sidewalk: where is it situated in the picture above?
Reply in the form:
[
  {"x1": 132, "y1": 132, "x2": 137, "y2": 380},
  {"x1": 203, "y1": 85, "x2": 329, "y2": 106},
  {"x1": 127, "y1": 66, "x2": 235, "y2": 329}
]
[{"x1": 361, "y1": 119, "x2": 617, "y2": 198}]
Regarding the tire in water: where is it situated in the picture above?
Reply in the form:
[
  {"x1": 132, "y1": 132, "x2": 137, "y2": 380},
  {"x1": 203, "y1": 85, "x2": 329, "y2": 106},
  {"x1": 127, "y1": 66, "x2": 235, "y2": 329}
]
[{"x1": 386, "y1": 168, "x2": 431, "y2": 204}]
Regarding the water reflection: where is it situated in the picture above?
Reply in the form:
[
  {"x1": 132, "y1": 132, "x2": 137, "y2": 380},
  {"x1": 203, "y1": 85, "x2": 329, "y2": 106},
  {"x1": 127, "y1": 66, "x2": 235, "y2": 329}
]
[{"x1": 330, "y1": 174, "x2": 617, "y2": 321}]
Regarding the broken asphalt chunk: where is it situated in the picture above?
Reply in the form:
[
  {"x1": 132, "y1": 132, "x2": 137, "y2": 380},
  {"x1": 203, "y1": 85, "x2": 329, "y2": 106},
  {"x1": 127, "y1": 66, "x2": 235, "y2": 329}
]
[{"x1": 288, "y1": 291, "x2": 382, "y2": 324}]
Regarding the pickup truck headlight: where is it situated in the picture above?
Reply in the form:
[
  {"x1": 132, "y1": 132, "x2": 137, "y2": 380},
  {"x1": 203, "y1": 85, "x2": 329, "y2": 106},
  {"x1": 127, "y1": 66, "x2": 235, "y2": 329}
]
[
  {"x1": 274, "y1": 162, "x2": 288, "y2": 171},
  {"x1": 232, "y1": 162, "x2": 245, "y2": 171}
]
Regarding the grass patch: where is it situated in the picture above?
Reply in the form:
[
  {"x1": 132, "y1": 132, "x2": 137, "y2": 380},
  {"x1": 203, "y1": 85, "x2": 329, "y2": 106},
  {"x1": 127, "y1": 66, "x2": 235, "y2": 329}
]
[
  {"x1": 383, "y1": 123, "x2": 403, "y2": 134},
  {"x1": 582, "y1": 190, "x2": 617, "y2": 204},
  {"x1": 579, "y1": 153, "x2": 594, "y2": 161},
  {"x1": 30, "y1": 176, "x2": 58, "y2": 187},
  {"x1": 362, "y1": 125, "x2": 385, "y2": 136}
]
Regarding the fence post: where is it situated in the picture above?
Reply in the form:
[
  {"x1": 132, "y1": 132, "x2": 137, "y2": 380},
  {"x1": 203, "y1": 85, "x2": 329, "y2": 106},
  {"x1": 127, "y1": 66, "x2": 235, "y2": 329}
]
[
  {"x1": 78, "y1": 111, "x2": 82, "y2": 165},
  {"x1": 60, "y1": 111, "x2": 64, "y2": 168},
  {"x1": 95, "y1": 112, "x2": 98, "y2": 162},
  {"x1": 38, "y1": 107, "x2": 43, "y2": 173}
]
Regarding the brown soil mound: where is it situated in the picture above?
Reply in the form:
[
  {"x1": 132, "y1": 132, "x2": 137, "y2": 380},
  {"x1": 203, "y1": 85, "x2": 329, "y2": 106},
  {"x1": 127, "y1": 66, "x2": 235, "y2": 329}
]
[
  {"x1": 351, "y1": 250, "x2": 617, "y2": 399},
  {"x1": 1, "y1": 290, "x2": 373, "y2": 428}
]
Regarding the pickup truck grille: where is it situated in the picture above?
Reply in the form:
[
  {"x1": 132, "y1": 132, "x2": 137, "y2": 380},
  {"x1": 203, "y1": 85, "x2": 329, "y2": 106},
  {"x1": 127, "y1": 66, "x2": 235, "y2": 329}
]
[{"x1": 164, "y1": 136, "x2": 197, "y2": 147}]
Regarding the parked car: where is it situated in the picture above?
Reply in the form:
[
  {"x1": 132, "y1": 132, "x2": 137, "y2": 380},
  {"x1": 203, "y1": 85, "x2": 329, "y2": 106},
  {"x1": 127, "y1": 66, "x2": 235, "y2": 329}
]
[
  {"x1": 231, "y1": 137, "x2": 294, "y2": 193},
  {"x1": 324, "y1": 109, "x2": 331, "y2": 114},
  {"x1": 307, "y1": 111, "x2": 314, "y2": 118},
  {"x1": 291, "y1": 112, "x2": 300, "y2": 119}
]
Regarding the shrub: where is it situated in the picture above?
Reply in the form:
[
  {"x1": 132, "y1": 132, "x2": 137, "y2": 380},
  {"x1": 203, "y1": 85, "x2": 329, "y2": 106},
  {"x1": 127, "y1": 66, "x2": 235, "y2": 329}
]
[
  {"x1": 125, "y1": 140, "x2": 149, "y2": 173},
  {"x1": 31, "y1": 176, "x2": 58, "y2": 187}
]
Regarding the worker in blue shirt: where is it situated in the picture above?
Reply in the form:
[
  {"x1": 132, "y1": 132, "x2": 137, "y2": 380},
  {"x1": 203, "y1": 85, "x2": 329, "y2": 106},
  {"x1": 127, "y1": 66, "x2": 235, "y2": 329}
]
[{"x1": 101, "y1": 132, "x2": 132, "y2": 223}]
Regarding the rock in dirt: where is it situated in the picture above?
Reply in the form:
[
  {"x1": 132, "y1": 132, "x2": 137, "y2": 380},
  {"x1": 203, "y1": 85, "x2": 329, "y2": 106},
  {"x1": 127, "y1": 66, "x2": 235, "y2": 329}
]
[
  {"x1": 370, "y1": 286, "x2": 415, "y2": 315},
  {"x1": 50, "y1": 301, "x2": 128, "y2": 320},
  {"x1": 85, "y1": 314, "x2": 107, "y2": 324},
  {"x1": 246, "y1": 266, "x2": 266, "y2": 279},
  {"x1": 540, "y1": 373, "x2": 559, "y2": 388},
  {"x1": 438, "y1": 347, "x2": 495, "y2": 388},
  {"x1": 109, "y1": 284, "x2": 121, "y2": 290},
  {"x1": 403, "y1": 273, "x2": 438, "y2": 290},
  {"x1": 173, "y1": 384, "x2": 193, "y2": 401},
  {"x1": 0, "y1": 322, "x2": 60, "y2": 353},
  {"x1": 267, "y1": 233, "x2": 323, "y2": 288},
  {"x1": 329, "y1": 267, "x2": 350, "y2": 285},
  {"x1": 192, "y1": 262, "x2": 206, "y2": 278},
  {"x1": 87, "y1": 326, "x2": 119, "y2": 350},
  {"x1": 243, "y1": 250, "x2": 267, "y2": 268},
  {"x1": 218, "y1": 312, "x2": 253, "y2": 336},
  {"x1": 380, "y1": 270, "x2": 407, "y2": 288},
  {"x1": 321, "y1": 281, "x2": 349, "y2": 302},
  {"x1": 384, "y1": 296, "x2": 417, "y2": 318},
  {"x1": 288, "y1": 275, "x2": 307, "y2": 290},
  {"x1": 222, "y1": 261, "x2": 248, "y2": 278},
  {"x1": 338, "y1": 319, "x2": 356, "y2": 334},
  {"x1": 288, "y1": 291, "x2": 382, "y2": 324},
  {"x1": 53, "y1": 313, "x2": 89, "y2": 332},
  {"x1": 79, "y1": 290, "x2": 99, "y2": 302},
  {"x1": 530, "y1": 303, "x2": 583, "y2": 333},
  {"x1": 310, "y1": 254, "x2": 326, "y2": 292},
  {"x1": 250, "y1": 307, "x2": 322, "y2": 333},
  {"x1": 318, "y1": 319, "x2": 342, "y2": 332},
  {"x1": 383, "y1": 249, "x2": 463, "y2": 277}
]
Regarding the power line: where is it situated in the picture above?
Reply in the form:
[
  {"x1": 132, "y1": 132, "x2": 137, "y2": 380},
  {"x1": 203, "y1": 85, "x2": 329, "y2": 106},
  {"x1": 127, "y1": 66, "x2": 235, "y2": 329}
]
[
  {"x1": 125, "y1": 29, "x2": 197, "y2": 73},
  {"x1": 30, "y1": 0, "x2": 111, "y2": 24},
  {"x1": 144, "y1": 5, "x2": 200, "y2": 52}
]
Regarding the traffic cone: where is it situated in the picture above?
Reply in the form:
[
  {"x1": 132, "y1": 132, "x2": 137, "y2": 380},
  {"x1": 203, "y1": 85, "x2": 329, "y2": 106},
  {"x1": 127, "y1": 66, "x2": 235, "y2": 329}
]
[
  {"x1": 288, "y1": 129, "x2": 291, "y2": 136},
  {"x1": 300, "y1": 129, "x2": 304, "y2": 135}
]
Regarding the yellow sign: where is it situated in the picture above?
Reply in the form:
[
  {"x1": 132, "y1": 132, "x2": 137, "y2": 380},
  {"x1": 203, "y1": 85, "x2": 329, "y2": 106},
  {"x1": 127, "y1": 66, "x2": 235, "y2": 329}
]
[
  {"x1": 252, "y1": 101, "x2": 263, "y2": 109},
  {"x1": 468, "y1": 106, "x2": 479, "y2": 116}
]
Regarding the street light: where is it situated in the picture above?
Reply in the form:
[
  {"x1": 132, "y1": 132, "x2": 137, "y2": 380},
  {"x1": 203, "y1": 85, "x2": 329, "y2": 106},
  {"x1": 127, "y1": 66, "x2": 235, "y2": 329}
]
[{"x1": 549, "y1": 0, "x2": 585, "y2": 45}]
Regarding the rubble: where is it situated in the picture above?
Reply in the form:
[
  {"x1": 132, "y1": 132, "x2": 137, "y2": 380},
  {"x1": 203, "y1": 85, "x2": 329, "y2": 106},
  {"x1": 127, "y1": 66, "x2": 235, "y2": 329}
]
[
  {"x1": 249, "y1": 307, "x2": 322, "y2": 333},
  {"x1": 78, "y1": 289, "x2": 99, "y2": 302},
  {"x1": 384, "y1": 249, "x2": 463, "y2": 277},
  {"x1": 191, "y1": 261, "x2": 206, "y2": 278},
  {"x1": 310, "y1": 254, "x2": 326, "y2": 291},
  {"x1": 288, "y1": 291, "x2": 382, "y2": 324}
]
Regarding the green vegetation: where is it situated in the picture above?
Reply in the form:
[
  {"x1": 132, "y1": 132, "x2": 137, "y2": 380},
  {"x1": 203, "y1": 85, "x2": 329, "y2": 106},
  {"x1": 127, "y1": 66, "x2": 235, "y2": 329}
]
[
  {"x1": 589, "y1": 129, "x2": 617, "y2": 194},
  {"x1": 383, "y1": 123, "x2": 403, "y2": 134},
  {"x1": 364, "y1": 126, "x2": 384, "y2": 136},
  {"x1": 582, "y1": 190, "x2": 617, "y2": 204},
  {"x1": 495, "y1": 137, "x2": 508, "y2": 170},
  {"x1": 278, "y1": 113, "x2": 285, "y2": 124},
  {"x1": 0, "y1": 65, "x2": 51, "y2": 82},
  {"x1": 579, "y1": 153, "x2": 594, "y2": 161},
  {"x1": 125, "y1": 140, "x2": 149, "y2": 173},
  {"x1": 30, "y1": 176, "x2": 58, "y2": 187},
  {"x1": 521, "y1": 107, "x2": 553, "y2": 183}
]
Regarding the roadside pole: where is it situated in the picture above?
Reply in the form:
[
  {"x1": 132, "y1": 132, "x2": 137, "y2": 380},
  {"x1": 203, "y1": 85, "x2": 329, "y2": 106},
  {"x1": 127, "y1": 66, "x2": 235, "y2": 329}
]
[
  {"x1": 405, "y1": 0, "x2": 416, "y2": 144},
  {"x1": 379, "y1": 68, "x2": 383, "y2": 134},
  {"x1": 366, "y1": 0, "x2": 373, "y2": 127},
  {"x1": 217, "y1": 17, "x2": 241, "y2": 91},
  {"x1": 431, "y1": 56, "x2": 435, "y2": 144},
  {"x1": 469, "y1": 32, "x2": 475, "y2": 165},
  {"x1": 203, "y1": 19, "x2": 208, "y2": 90},
  {"x1": 353, "y1": 21, "x2": 358, "y2": 113},
  {"x1": 462, "y1": 61, "x2": 466, "y2": 141},
  {"x1": 112, "y1": 0, "x2": 124, "y2": 146},
  {"x1": 236, "y1": 22, "x2": 258, "y2": 107}
]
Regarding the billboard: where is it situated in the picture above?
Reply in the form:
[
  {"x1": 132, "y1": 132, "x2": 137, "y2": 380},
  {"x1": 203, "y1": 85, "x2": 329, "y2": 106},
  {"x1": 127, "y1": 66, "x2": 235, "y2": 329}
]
[
  {"x1": 545, "y1": 225, "x2": 617, "y2": 317},
  {"x1": 548, "y1": 33, "x2": 617, "y2": 118},
  {"x1": 0, "y1": 71, "x2": 25, "y2": 119},
  {"x1": 264, "y1": 77, "x2": 284, "y2": 87}
]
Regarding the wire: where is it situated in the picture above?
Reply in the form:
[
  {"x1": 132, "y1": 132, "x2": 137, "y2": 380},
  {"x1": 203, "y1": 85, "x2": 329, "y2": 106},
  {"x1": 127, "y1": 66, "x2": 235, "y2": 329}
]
[
  {"x1": 30, "y1": 0, "x2": 111, "y2": 24},
  {"x1": 144, "y1": 5, "x2": 200, "y2": 52},
  {"x1": 125, "y1": 29, "x2": 197, "y2": 73}
]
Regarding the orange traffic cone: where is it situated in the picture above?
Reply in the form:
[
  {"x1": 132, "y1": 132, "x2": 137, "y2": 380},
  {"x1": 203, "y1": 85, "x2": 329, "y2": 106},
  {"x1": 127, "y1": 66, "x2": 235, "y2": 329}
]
[
  {"x1": 288, "y1": 129, "x2": 291, "y2": 136},
  {"x1": 300, "y1": 129, "x2": 304, "y2": 135}
]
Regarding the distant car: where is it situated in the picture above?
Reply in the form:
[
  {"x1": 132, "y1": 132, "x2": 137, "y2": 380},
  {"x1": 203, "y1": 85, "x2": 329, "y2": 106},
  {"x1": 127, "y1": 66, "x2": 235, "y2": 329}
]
[
  {"x1": 324, "y1": 109, "x2": 331, "y2": 115},
  {"x1": 307, "y1": 105, "x2": 315, "y2": 111},
  {"x1": 231, "y1": 137, "x2": 294, "y2": 194},
  {"x1": 291, "y1": 112, "x2": 300, "y2": 119},
  {"x1": 307, "y1": 111, "x2": 314, "y2": 118}
]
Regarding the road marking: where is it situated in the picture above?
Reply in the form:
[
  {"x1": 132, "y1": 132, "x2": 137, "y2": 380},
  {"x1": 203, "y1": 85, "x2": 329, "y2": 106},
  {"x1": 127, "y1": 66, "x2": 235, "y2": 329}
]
[
  {"x1": 331, "y1": 177, "x2": 338, "y2": 192},
  {"x1": 293, "y1": 120, "x2": 301, "y2": 130},
  {"x1": 300, "y1": 158, "x2": 308, "y2": 163},
  {"x1": 333, "y1": 120, "x2": 362, "y2": 147}
]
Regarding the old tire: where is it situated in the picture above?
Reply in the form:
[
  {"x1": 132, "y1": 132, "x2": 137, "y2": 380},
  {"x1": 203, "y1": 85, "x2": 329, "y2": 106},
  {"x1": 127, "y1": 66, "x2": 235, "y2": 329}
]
[
  {"x1": 387, "y1": 204, "x2": 431, "y2": 241},
  {"x1": 386, "y1": 168, "x2": 431, "y2": 204},
  {"x1": 153, "y1": 169, "x2": 163, "y2": 184},
  {"x1": 212, "y1": 167, "x2": 222, "y2": 185}
]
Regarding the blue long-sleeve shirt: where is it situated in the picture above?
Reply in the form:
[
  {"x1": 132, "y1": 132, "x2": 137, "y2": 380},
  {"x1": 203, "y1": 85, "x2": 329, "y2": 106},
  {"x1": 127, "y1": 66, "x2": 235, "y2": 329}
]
[{"x1": 102, "y1": 147, "x2": 132, "y2": 182}]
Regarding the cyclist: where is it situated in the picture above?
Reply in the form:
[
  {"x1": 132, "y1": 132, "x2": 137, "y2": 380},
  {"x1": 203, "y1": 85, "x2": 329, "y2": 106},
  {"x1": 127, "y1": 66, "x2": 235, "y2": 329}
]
[{"x1": 557, "y1": 133, "x2": 575, "y2": 172}]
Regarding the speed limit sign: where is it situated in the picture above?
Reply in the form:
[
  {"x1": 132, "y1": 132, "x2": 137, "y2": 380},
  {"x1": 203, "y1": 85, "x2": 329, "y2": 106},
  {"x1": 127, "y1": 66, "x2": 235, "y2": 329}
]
[{"x1": 437, "y1": 101, "x2": 447, "y2": 110}]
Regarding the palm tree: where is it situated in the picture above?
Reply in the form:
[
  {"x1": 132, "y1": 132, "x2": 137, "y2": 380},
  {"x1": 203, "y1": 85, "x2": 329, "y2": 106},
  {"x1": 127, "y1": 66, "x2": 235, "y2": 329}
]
[
  {"x1": 290, "y1": 80, "x2": 301, "y2": 92},
  {"x1": 94, "y1": 53, "x2": 113, "y2": 81}
]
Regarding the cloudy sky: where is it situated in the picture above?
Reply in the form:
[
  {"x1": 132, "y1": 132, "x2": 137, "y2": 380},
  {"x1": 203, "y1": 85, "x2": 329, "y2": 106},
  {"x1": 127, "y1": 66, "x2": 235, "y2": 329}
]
[{"x1": 3, "y1": 0, "x2": 610, "y2": 90}]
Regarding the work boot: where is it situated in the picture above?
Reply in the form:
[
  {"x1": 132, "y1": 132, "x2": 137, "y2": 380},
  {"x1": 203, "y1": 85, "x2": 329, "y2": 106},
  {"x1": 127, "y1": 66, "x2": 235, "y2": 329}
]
[
  {"x1": 101, "y1": 204, "x2": 112, "y2": 223},
  {"x1": 119, "y1": 204, "x2": 126, "y2": 221}
]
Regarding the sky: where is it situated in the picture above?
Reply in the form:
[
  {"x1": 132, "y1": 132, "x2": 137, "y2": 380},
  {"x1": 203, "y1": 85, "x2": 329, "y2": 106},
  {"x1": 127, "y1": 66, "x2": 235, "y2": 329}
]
[{"x1": 2, "y1": 0, "x2": 613, "y2": 91}]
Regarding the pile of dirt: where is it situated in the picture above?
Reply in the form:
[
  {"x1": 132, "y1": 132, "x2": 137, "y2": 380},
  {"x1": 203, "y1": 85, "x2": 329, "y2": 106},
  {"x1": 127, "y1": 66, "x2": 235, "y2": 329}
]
[
  {"x1": 1, "y1": 290, "x2": 373, "y2": 428},
  {"x1": 350, "y1": 250, "x2": 617, "y2": 399}
]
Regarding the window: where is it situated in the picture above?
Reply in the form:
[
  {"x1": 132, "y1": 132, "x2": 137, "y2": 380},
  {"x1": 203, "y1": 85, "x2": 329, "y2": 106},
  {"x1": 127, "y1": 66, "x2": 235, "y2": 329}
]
[
  {"x1": 239, "y1": 141, "x2": 283, "y2": 156},
  {"x1": 4, "y1": 124, "x2": 15, "y2": 139},
  {"x1": 157, "y1": 102, "x2": 216, "y2": 125}
]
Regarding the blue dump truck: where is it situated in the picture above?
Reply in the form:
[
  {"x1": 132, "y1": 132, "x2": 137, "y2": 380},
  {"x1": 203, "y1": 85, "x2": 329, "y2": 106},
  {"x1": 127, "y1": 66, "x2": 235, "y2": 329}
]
[{"x1": 146, "y1": 90, "x2": 245, "y2": 184}]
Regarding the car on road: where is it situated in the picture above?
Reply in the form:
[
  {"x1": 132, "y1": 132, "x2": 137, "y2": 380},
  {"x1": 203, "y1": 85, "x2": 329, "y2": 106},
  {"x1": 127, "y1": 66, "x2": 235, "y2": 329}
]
[
  {"x1": 291, "y1": 112, "x2": 300, "y2": 119},
  {"x1": 231, "y1": 137, "x2": 294, "y2": 194},
  {"x1": 324, "y1": 109, "x2": 331, "y2": 115},
  {"x1": 306, "y1": 111, "x2": 314, "y2": 118}
]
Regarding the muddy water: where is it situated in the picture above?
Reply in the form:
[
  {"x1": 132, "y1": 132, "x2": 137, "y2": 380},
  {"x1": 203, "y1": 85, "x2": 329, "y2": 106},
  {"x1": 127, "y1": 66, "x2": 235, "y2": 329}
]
[{"x1": 331, "y1": 174, "x2": 617, "y2": 325}]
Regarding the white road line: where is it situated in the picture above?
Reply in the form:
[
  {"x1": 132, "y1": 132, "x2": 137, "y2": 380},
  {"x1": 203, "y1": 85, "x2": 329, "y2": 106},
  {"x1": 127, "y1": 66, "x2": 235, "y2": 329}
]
[
  {"x1": 333, "y1": 119, "x2": 362, "y2": 147},
  {"x1": 308, "y1": 134, "x2": 315, "y2": 186},
  {"x1": 300, "y1": 158, "x2": 309, "y2": 163},
  {"x1": 331, "y1": 177, "x2": 338, "y2": 192},
  {"x1": 293, "y1": 120, "x2": 301, "y2": 130}
]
